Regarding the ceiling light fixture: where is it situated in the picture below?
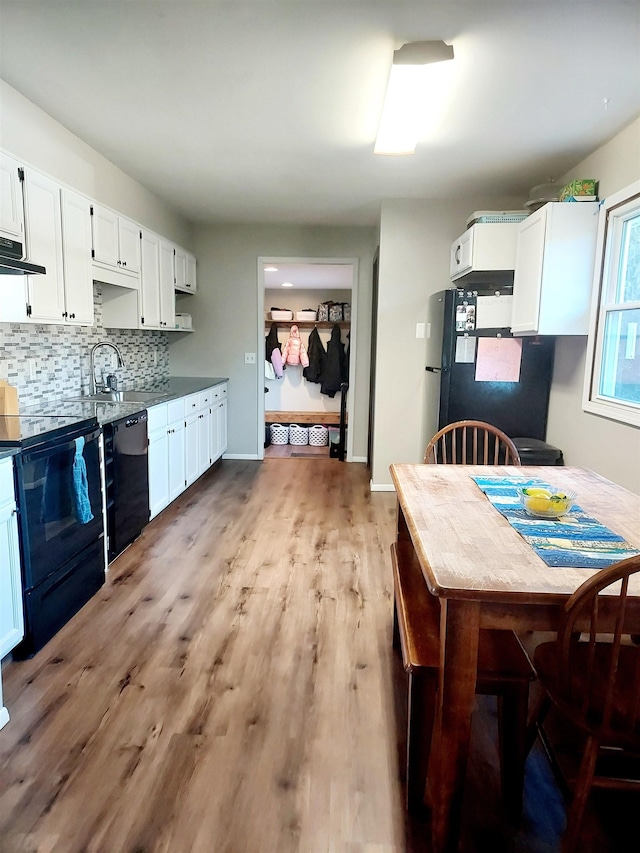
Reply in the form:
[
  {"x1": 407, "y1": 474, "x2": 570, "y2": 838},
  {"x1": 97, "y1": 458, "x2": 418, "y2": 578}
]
[
  {"x1": 264, "y1": 265, "x2": 278, "y2": 272},
  {"x1": 281, "y1": 282, "x2": 294, "y2": 287},
  {"x1": 374, "y1": 40, "x2": 454, "y2": 156}
]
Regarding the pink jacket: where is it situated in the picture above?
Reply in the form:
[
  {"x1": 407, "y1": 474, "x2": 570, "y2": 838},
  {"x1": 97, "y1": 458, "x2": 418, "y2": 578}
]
[{"x1": 281, "y1": 325, "x2": 309, "y2": 367}]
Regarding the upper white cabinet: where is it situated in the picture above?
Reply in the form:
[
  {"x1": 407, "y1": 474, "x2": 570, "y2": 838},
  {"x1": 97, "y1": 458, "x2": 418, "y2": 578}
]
[
  {"x1": 450, "y1": 222, "x2": 521, "y2": 283},
  {"x1": 175, "y1": 246, "x2": 197, "y2": 293},
  {"x1": 141, "y1": 232, "x2": 178, "y2": 330},
  {"x1": 23, "y1": 168, "x2": 65, "y2": 323},
  {"x1": 0, "y1": 153, "x2": 25, "y2": 243},
  {"x1": 91, "y1": 204, "x2": 141, "y2": 286},
  {"x1": 511, "y1": 202, "x2": 599, "y2": 336},
  {"x1": 60, "y1": 189, "x2": 94, "y2": 325},
  {"x1": 159, "y1": 239, "x2": 176, "y2": 329}
]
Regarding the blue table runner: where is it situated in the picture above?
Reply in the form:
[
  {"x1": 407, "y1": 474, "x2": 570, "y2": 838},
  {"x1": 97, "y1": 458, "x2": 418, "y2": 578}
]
[{"x1": 471, "y1": 475, "x2": 640, "y2": 569}]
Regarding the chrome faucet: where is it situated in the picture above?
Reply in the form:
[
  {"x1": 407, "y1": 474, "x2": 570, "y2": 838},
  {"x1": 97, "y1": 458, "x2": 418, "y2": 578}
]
[{"x1": 89, "y1": 341, "x2": 125, "y2": 394}]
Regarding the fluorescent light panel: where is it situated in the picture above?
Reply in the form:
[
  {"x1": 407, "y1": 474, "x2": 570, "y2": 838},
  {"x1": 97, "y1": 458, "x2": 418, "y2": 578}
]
[{"x1": 375, "y1": 40, "x2": 454, "y2": 156}]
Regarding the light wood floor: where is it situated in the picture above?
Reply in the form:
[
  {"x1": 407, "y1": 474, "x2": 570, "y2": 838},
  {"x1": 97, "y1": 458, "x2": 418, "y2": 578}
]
[{"x1": 0, "y1": 459, "x2": 636, "y2": 852}]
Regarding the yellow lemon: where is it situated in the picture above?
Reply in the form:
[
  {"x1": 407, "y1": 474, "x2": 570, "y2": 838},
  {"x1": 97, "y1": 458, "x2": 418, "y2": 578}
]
[
  {"x1": 523, "y1": 487, "x2": 552, "y2": 498},
  {"x1": 526, "y1": 495, "x2": 553, "y2": 513}
]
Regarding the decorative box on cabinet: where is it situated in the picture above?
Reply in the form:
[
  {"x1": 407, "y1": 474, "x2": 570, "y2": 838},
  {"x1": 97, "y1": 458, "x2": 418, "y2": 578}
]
[
  {"x1": 511, "y1": 202, "x2": 598, "y2": 336},
  {"x1": 450, "y1": 222, "x2": 521, "y2": 283},
  {"x1": 0, "y1": 456, "x2": 24, "y2": 730}
]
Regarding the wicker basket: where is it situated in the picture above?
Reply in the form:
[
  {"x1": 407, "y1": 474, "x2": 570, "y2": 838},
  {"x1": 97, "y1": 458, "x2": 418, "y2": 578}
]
[
  {"x1": 288, "y1": 424, "x2": 309, "y2": 446},
  {"x1": 270, "y1": 423, "x2": 289, "y2": 445},
  {"x1": 308, "y1": 424, "x2": 329, "y2": 446}
]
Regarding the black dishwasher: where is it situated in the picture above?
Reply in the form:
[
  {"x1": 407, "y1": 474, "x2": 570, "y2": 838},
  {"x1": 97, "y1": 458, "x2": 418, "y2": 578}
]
[{"x1": 103, "y1": 411, "x2": 150, "y2": 562}]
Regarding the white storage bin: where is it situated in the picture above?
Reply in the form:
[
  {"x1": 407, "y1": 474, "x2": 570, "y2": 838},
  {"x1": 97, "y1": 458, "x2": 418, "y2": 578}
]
[
  {"x1": 289, "y1": 424, "x2": 309, "y2": 446},
  {"x1": 270, "y1": 423, "x2": 289, "y2": 445},
  {"x1": 296, "y1": 310, "x2": 317, "y2": 321},
  {"x1": 308, "y1": 424, "x2": 328, "y2": 446},
  {"x1": 175, "y1": 313, "x2": 192, "y2": 330},
  {"x1": 270, "y1": 310, "x2": 293, "y2": 321}
]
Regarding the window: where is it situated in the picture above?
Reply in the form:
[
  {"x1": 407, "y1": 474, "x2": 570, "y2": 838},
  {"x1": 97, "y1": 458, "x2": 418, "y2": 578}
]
[{"x1": 584, "y1": 181, "x2": 640, "y2": 427}]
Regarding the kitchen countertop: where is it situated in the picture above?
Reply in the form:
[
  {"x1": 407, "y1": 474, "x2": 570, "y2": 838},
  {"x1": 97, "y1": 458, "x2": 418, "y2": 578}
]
[
  {"x1": 0, "y1": 448, "x2": 19, "y2": 461},
  {"x1": 0, "y1": 378, "x2": 229, "y2": 446}
]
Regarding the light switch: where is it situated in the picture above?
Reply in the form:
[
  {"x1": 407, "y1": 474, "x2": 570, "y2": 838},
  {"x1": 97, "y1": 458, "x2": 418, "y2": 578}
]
[{"x1": 416, "y1": 323, "x2": 426, "y2": 339}]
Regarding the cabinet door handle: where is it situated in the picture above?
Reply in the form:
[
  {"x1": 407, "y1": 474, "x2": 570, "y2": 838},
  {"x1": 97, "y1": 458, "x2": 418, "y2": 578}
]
[{"x1": 455, "y1": 246, "x2": 461, "y2": 264}]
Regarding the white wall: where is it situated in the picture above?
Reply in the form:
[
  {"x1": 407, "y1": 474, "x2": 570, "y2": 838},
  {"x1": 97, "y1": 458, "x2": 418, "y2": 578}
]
[
  {"x1": 168, "y1": 225, "x2": 376, "y2": 459},
  {"x1": 546, "y1": 117, "x2": 640, "y2": 493},
  {"x1": 371, "y1": 195, "x2": 523, "y2": 488},
  {"x1": 0, "y1": 79, "x2": 192, "y2": 246}
]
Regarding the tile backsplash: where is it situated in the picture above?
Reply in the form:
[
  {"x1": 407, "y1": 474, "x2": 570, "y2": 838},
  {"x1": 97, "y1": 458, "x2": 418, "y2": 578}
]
[{"x1": 0, "y1": 284, "x2": 169, "y2": 408}]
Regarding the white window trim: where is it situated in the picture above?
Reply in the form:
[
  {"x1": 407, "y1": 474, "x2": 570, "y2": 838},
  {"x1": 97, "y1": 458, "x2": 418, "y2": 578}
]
[{"x1": 583, "y1": 180, "x2": 640, "y2": 427}]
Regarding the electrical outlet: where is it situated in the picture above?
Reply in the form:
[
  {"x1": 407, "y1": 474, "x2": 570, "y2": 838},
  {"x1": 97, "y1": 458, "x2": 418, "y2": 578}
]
[
  {"x1": 0, "y1": 358, "x2": 8, "y2": 380},
  {"x1": 153, "y1": 349, "x2": 158, "y2": 366},
  {"x1": 29, "y1": 358, "x2": 37, "y2": 380},
  {"x1": 244, "y1": 352, "x2": 256, "y2": 364}
]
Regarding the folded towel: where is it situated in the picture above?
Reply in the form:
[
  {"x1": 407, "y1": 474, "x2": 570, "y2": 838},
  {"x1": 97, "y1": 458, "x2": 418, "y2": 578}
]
[{"x1": 73, "y1": 436, "x2": 94, "y2": 524}]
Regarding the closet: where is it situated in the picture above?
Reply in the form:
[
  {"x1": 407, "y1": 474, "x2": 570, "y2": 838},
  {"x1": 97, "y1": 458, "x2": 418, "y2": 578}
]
[{"x1": 264, "y1": 282, "x2": 351, "y2": 460}]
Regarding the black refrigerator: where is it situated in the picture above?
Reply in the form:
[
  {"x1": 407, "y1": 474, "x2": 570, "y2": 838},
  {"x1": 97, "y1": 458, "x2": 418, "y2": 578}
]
[{"x1": 425, "y1": 287, "x2": 555, "y2": 442}]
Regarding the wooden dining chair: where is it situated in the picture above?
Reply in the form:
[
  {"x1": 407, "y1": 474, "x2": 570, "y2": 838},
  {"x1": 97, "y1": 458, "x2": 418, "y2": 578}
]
[
  {"x1": 527, "y1": 554, "x2": 640, "y2": 853},
  {"x1": 424, "y1": 419, "x2": 522, "y2": 466}
]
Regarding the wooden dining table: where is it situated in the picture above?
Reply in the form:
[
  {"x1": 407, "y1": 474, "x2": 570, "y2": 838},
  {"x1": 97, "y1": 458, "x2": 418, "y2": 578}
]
[{"x1": 388, "y1": 464, "x2": 640, "y2": 853}]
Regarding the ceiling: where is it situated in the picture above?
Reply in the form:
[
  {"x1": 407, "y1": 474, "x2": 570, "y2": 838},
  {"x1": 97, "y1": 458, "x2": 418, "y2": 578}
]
[{"x1": 0, "y1": 1, "x2": 638, "y2": 228}]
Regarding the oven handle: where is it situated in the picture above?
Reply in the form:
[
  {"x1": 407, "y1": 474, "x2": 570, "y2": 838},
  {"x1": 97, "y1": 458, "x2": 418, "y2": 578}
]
[{"x1": 18, "y1": 426, "x2": 102, "y2": 465}]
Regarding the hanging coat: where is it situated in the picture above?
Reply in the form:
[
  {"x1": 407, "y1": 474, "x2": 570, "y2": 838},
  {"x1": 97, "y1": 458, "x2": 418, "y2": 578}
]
[
  {"x1": 265, "y1": 323, "x2": 281, "y2": 358},
  {"x1": 321, "y1": 325, "x2": 346, "y2": 398},
  {"x1": 303, "y1": 327, "x2": 326, "y2": 384},
  {"x1": 281, "y1": 324, "x2": 309, "y2": 367}
]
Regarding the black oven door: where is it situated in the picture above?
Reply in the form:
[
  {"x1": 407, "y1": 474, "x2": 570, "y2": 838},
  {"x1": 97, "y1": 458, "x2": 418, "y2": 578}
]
[{"x1": 15, "y1": 425, "x2": 103, "y2": 589}]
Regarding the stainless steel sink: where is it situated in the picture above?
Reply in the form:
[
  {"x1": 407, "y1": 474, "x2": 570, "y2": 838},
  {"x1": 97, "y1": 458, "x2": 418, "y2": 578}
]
[{"x1": 65, "y1": 391, "x2": 170, "y2": 403}]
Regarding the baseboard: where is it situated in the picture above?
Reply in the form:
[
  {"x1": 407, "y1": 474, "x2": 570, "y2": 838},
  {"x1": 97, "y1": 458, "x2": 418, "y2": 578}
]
[
  {"x1": 370, "y1": 482, "x2": 396, "y2": 492},
  {"x1": 350, "y1": 456, "x2": 367, "y2": 463},
  {"x1": 222, "y1": 453, "x2": 261, "y2": 460}
]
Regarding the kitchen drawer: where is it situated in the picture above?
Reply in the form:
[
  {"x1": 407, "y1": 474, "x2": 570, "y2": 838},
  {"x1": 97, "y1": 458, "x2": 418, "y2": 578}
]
[
  {"x1": 147, "y1": 402, "x2": 168, "y2": 433},
  {"x1": 0, "y1": 458, "x2": 15, "y2": 506},
  {"x1": 184, "y1": 393, "x2": 200, "y2": 414},
  {"x1": 167, "y1": 398, "x2": 185, "y2": 423},
  {"x1": 198, "y1": 389, "x2": 212, "y2": 409},
  {"x1": 217, "y1": 383, "x2": 227, "y2": 399}
]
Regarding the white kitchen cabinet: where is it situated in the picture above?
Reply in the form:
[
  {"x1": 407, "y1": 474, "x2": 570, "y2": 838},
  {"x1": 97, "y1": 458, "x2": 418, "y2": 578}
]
[
  {"x1": 168, "y1": 418, "x2": 186, "y2": 502},
  {"x1": 185, "y1": 412, "x2": 199, "y2": 486},
  {"x1": 0, "y1": 153, "x2": 25, "y2": 243},
  {"x1": 148, "y1": 403, "x2": 170, "y2": 519},
  {"x1": 23, "y1": 168, "x2": 65, "y2": 323},
  {"x1": 91, "y1": 204, "x2": 141, "y2": 287},
  {"x1": 60, "y1": 188, "x2": 94, "y2": 325},
  {"x1": 450, "y1": 222, "x2": 521, "y2": 283},
  {"x1": 217, "y1": 398, "x2": 228, "y2": 457},
  {"x1": 185, "y1": 252, "x2": 197, "y2": 292},
  {"x1": 174, "y1": 245, "x2": 197, "y2": 293},
  {"x1": 140, "y1": 230, "x2": 161, "y2": 330},
  {"x1": 511, "y1": 202, "x2": 599, "y2": 336},
  {"x1": 209, "y1": 384, "x2": 228, "y2": 463},
  {"x1": 141, "y1": 233, "x2": 175, "y2": 331},
  {"x1": 0, "y1": 456, "x2": 24, "y2": 729},
  {"x1": 159, "y1": 239, "x2": 176, "y2": 329},
  {"x1": 197, "y1": 407, "x2": 211, "y2": 474}
]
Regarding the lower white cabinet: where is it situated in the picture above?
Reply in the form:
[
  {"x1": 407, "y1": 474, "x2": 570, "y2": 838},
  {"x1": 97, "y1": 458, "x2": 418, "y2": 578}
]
[
  {"x1": 0, "y1": 456, "x2": 24, "y2": 730},
  {"x1": 148, "y1": 384, "x2": 227, "y2": 519}
]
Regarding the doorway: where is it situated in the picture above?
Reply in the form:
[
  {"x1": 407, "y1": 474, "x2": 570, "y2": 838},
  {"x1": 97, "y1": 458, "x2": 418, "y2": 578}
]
[{"x1": 257, "y1": 257, "x2": 358, "y2": 461}]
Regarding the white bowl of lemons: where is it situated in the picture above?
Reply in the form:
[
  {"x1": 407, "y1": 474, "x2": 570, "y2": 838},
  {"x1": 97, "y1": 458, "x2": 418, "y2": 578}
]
[{"x1": 519, "y1": 486, "x2": 576, "y2": 518}]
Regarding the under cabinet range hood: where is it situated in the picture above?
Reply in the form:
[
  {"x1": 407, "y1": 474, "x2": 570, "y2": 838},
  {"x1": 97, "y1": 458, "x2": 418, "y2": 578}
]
[{"x1": 0, "y1": 236, "x2": 46, "y2": 275}]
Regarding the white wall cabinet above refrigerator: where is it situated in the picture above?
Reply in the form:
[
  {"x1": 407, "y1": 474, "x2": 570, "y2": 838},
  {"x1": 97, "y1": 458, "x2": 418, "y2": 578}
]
[
  {"x1": 511, "y1": 202, "x2": 599, "y2": 336},
  {"x1": 450, "y1": 222, "x2": 521, "y2": 283}
]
